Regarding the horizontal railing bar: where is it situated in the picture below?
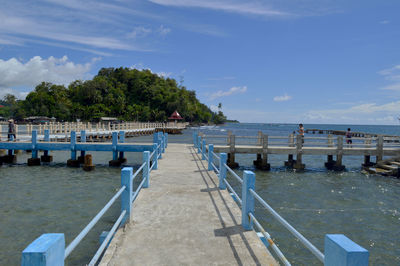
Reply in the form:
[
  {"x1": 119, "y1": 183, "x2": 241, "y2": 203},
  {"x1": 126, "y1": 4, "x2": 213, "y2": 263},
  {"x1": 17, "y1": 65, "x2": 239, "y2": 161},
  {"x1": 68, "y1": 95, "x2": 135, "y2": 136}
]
[
  {"x1": 132, "y1": 163, "x2": 146, "y2": 184},
  {"x1": 132, "y1": 177, "x2": 146, "y2": 203},
  {"x1": 212, "y1": 151, "x2": 220, "y2": 160},
  {"x1": 249, "y1": 213, "x2": 291, "y2": 266},
  {"x1": 88, "y1": 210, "x2": 127, "y2": 266},
  {"x1": 224, "y1": 179, "x2": 242, "y2": 205},
  {"x1": 64, "y1": 185, "x2": 126, "y2": 259},
  {"x1": 249, "y1": 188, "x2": 324, "y2": 262},
  {"x1": 224, "y1": 163, "x2": 243, "y2": 184},
  {"x1": 211, "y1": 163, "x2": 220, "y2": 174}
]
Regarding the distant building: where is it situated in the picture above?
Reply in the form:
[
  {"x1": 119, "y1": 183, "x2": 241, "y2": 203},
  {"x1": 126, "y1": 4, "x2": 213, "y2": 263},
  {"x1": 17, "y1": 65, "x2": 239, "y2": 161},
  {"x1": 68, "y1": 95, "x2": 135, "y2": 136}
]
[{"x1": 25, "y1": 116, "x2": 56, "y2": 124}]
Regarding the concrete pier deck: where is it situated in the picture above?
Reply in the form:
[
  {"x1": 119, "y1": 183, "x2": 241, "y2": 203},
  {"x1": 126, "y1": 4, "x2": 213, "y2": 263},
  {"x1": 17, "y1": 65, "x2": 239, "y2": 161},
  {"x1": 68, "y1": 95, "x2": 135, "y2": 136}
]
[{"x1": 100, "y1": 143, "x2": 277, "y2": 265}]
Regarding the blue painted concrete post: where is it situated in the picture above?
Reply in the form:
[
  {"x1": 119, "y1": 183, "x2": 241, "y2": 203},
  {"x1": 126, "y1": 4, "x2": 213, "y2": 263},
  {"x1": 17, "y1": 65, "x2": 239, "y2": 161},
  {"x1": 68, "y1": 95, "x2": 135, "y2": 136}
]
[
  {"x1": 32, "y1": 130, "x2": 38, "y2": 158},
  {"x1": 112, "y1": 132, "x2": 118, "y2": 161},
  {"x1": 143, "y1": 151, "x2": 150, "y2": 188},
  {"x1": 165, "y1": 132, "x2": 168, "y2": 148},
  {"x1": 324, "y1": 234, "x2": 369, "y2": 266},
  {"x1": 157, "y1": 136, "x2": 162, "y2": 159},
  {"x1": 208, "y1": 144, "x2": 214, "y2": 170},
  {"x1": 44, "y1": 129, "x2": 50, "y2": 157},
  {"x1": 162, "y1": 134, "x2": 166, "y2": 153},
  {"x1": 219, "y1": 153, "x2": 227, "y2": 189},
  {"x1": 202, "y1": 139, "x2": 206, "y2": 160},
  {"x1": 70, "y1": 131, "x2": 76, "y2": 160},
  {"x1": 152, "y1": 143, "x2": 158, "y2": 170},
  {"x1": 80, "y1": 130, "x2": 86, "y2": 158},
  {"x1": 121, "y1": 167, "x2": 133, "y2": 225},
  {"x1": 197, "y1": 136, "x2": 201, "y2": 153},
  {"x1": 119, "y1": 131, "x2": 125, "y2": 160},
  {"x1": 21, "y1": 233, "x2": 65, "y2": 266},
  {"x1": 153, "y1": 132, "x2": 158, "y2": 143},
  {"x1": 242, "y1": 170, "x2": 255, "y2": 230}
]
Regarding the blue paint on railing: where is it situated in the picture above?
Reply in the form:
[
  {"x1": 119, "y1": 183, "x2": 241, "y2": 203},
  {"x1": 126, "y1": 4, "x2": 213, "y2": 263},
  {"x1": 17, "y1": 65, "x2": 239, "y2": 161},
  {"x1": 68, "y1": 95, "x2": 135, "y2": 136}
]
[
  {"x1": 70, "y1": 131, "x2": 76, "y2": 160},
  {"x1": 195, "y1": 137, "x2": 369, "y2": 265},
  {"x1": 32, "y1": 130, "x2": 38, "y2": 159},
  {"x1": 241, "y1": 171, "x2": 255, "y2": 231},
  {"x1": 22, "y1": 233, "x2": 65, "y2": 266},
  {"x1": 324, "y1": 234, "x2": 369, "y2": 266},
  {"x1": 143, "y1": 151, "x2": 150, "y2": 188},
  {"x1": 219, "y1": 153, "x2": 227, "y2": 189},
  {"x1": 20, "y1": 133, "x2": 167, "y2": 265},
  {"x1": 80, "y1": 130, "x2": 86, "y2": 158},
  {"x1": 208, "y1": 144, "x2": 214, "y2": 170}
]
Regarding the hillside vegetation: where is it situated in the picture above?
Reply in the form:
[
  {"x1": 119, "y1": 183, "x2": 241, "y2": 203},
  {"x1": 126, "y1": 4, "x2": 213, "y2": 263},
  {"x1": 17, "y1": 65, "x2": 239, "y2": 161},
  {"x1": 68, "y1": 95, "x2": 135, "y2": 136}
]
[{"x1": 0, "y1": 67, "x2": 226, "y2": 124}]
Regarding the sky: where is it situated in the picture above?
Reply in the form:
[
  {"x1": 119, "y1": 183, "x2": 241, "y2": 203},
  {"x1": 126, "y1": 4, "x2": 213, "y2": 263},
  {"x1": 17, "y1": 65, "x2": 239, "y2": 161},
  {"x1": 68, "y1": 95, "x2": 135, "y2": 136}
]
[{"x1": 0, "y1": 0, "x2": 400, "y2": 125}]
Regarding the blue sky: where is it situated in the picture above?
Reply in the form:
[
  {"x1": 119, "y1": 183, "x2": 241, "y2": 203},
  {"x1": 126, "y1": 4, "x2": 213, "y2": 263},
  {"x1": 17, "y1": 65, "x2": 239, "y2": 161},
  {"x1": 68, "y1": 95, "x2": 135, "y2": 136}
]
[{"x1": 0, "y1": 0, "x2": 400, "y2": 125}]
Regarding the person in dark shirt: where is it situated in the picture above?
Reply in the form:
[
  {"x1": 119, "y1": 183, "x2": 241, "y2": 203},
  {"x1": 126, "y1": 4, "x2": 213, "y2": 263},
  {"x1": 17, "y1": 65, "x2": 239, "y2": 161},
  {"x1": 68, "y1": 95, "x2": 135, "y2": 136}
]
[
  {"x1": 346, "y1": 128, "x2": 352, "y2": 147},
  {"x1": 8, "y1": 119, "x2": 16, "y2": 141}
]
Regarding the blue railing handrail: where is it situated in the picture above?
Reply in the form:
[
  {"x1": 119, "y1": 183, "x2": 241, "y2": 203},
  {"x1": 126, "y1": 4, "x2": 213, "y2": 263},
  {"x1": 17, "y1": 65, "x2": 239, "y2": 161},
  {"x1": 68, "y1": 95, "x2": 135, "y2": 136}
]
[
  {"x1": 193, "y1": 131, "x2": 369, "y2": 266},
  {"x1": 22, "y1": 132, "x2": 168, "y2": 266},
  {"x1": 88, "y1": 209, "x2": 126, "y2": 266},
  {"x1": 249, "y1": 188, "x2": 325, "y2": 262},
  {"x1": 64, "y1": 185, "x2": 126, "y2": 258},
  {"x1": 224, "y1": 163, "x2": 243, "y2": 184}
]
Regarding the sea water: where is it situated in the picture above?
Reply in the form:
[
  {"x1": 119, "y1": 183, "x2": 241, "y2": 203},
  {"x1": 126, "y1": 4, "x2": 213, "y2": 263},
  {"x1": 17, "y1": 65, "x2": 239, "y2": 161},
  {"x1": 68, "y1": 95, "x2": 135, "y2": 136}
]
[{"x1": 0, "y1": 123, "x2": 399, "y2": 265}]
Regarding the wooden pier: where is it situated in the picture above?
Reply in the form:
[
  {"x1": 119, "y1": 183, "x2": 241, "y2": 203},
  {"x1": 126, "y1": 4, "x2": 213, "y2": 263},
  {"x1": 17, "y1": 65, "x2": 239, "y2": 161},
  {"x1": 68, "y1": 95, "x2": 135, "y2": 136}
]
[{"x1": 199, "y1": 131, "x2": 400, "y2": 171}]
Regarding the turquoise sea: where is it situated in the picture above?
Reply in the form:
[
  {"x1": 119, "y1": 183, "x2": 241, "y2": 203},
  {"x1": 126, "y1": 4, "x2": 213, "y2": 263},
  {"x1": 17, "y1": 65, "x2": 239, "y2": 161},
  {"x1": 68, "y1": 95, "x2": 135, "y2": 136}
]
[{"x1": 0, "y1": 123, "x2": 399, "y2": 265}]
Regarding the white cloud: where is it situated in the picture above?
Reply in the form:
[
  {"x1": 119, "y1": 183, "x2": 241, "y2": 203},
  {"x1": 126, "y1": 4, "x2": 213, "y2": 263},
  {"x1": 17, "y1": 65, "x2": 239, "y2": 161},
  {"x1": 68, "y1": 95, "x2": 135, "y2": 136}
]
[
  {"x1": 158, "y1": 25, "x2": 171, "y2": 36},
  {"x1": 304, "y1": 101, "x2": 400, "y2": 124},
  {"x1": 0, "y1": 56, "x2": 96, "y2": 88},
  {"x1": 127, "y1": 26, "x2": 152, "y2": 39},
  {"x1": 378, "y1": 64, "x2": 400, "y2": 91},
  {"x1": 209, "y1": 86, "x2": 247, "y2": 100},
  {"x1": 0, "y1": 88, "x2": 29, "y2": 100},
  {"x1": 273, "y1": 93, "x2": 292, "y2": 102},
  {"x1": 380, "y1": 20, "x2": 390, "y2": 24},
  {"x1": 147, "y1": 0, "x2": 290, "y2": 17}
]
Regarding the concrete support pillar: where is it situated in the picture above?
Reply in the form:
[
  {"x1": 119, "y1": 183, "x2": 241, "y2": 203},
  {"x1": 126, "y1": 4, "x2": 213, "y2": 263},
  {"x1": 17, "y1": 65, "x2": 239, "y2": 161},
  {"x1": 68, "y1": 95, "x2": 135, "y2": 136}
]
[
  {"x1": 334, "y1": 136, "x2": 345, "y2": 171},
  {"x1": 77, "y1": 130, "x2": 86, "y2": 164},
  {"x1": 67, "y1": 131, "x2": 79, "y2": 167},
  {"x1": 118, "y1": 131, "x2": 126, "y2": 163},
  {"x1": 376, "y1": 136, "x2": 383, "y2": 162},
  {"x1": 227, "y1": 134, "x2": 239, "y2": 168},
  {"x1": 41, "y1": 129, "x2": 53, "y2": 163},
  {"x1": 294, "y1": 134, "x2": 305, "y2": 170},
  {"x1": 109, "y1": 132, "x2": 121, "y2": 167},
  {"x1": 363, "y1": 155, "x2": 373, "y2": 167}
]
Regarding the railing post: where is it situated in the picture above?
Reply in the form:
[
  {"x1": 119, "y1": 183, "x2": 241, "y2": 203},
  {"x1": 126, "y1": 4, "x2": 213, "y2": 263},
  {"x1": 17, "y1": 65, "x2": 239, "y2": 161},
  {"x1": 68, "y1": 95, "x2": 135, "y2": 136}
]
[
  {"x1": 162, "y1": 134, "x2": 166, "y2": 153},
  {"x1": 219, "y1": 153, "x2": 227, "y2": 189},
  {"x1": 143, "y1": 151, "x2": 150, "y2": 188},
  {"x1": 157, "y1": 136, "x2": 163, "y2": 159},
  {"x1": 241, "y1": 170, "x2": 255, "y2": 230},
  {"x1": 70, "y1": 131, "x2": 76, "y2": 160},
  {"x1": 165, "y1": 132, "x2": 168, "y2": 148},
  {"x1": 121, "y1": 167, "x2": 133, "y2": 226},
  {"x1": 197, "y1": 136, "x2": 202, "y2": 153},
  {"x1": 80, "y1": 130, "x2": 86, "y2": 159},
  {"x1": 208, "y1": 144, "x2": 214, "y2": 170},
  {"x1": 152, "y1": 143, "x2": 158, "y2": 170},
  {"x1": 32, "y1": 130, "x2": 38, "y2": 158},
  {"x1": 202, "y1": 139, "x2": 206, "y2": 160},
  {"x1": 324, "y1": 234, "x2": 369, "y2": 266},
  {"x1": 43, "y1": 129, "x2": 50, "y2": 157},
  {"x1": 21, "y1": 233, "x2": 65, "y2": 266},
  {"x1": 112, "y1": 132, "x2": 118, "y2": 161},
  {"x1": 119, "y1": 131, "x2": 125, "y2": 161}
]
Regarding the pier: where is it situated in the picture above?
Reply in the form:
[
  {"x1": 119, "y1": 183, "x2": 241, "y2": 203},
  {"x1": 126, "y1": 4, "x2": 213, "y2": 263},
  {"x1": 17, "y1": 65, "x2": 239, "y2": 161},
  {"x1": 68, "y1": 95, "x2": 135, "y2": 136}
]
[
  {"x1": 20, "y1": 134, "x2": 369, "y2": 265},
  {"x1": 199, "y1": 131, "x2": 400, "y2": 171}
]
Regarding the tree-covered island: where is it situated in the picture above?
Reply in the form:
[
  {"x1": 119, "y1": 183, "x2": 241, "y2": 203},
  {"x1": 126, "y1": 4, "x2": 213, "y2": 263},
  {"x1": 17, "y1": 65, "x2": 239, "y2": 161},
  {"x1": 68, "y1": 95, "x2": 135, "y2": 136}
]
[{"x1": 0, "y1": 67, "x2": 227, "y2": 124}]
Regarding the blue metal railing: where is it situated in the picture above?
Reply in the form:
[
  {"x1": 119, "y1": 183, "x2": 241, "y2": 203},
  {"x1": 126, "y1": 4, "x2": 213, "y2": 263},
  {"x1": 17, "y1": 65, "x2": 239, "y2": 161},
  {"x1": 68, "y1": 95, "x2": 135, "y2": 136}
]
[
  {"x1": 193, "y1": 131, "x2": 369, "y2": 266},
  {"x1": 21, "y1": 132, "x2": 168, "y2": 266}
]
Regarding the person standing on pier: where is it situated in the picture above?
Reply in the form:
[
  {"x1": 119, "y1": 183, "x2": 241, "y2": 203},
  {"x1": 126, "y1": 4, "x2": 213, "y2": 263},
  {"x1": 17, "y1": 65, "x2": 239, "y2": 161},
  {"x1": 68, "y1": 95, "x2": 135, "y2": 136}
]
[
  {"x1": 8, "y1": 119, "x2": 16, "y2": 141},
  {"x1": 346, "y1": 128, "x2": 352, "y2": 147},
  {"x1": 298, "y1": 123, "x2": 304, "y2": 143}
]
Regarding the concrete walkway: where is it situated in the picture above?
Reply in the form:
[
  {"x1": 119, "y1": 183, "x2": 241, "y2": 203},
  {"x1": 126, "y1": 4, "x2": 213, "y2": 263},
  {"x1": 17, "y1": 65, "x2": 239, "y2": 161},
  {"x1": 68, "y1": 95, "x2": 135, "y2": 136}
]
[{"x1": 100, "y1": 143, "x2": 277, "y2": 266}]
